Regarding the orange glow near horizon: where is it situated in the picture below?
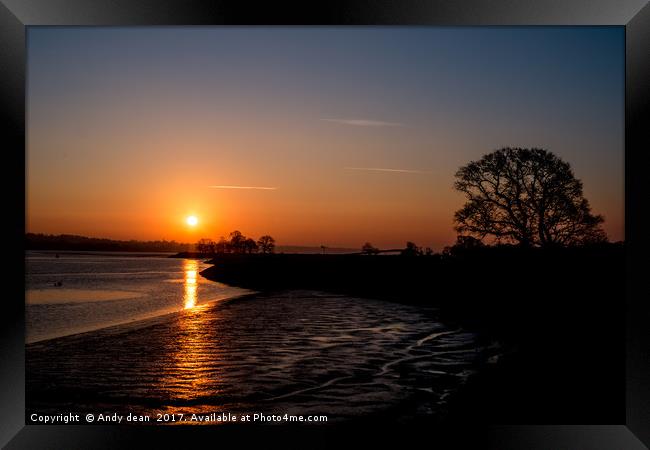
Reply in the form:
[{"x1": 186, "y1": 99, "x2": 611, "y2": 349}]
[{"x1": 26, "y1": 28, "x2": 625, "y2": 251}]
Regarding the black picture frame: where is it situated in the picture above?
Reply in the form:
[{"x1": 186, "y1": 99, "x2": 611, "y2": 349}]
[{"x1": 2, "y1": 1, "x2": 648, "y2": 448}]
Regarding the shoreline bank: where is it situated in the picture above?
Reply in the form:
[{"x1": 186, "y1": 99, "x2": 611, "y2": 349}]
[{"x1": 197, "y1": 245, "x2": 625, "y2": 423}]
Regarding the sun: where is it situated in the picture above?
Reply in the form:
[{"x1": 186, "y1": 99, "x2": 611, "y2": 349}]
[{"x1": 186, "y1": 215, "x2": 199, "y2": 227}]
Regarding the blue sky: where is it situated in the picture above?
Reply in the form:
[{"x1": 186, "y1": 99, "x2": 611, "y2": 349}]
[{"x1": 27, "y1": 27, "x2": 624, "y2": 248}]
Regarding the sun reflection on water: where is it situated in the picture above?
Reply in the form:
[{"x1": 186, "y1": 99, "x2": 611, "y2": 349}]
[
  {"x1": 157, "y1": 257, "x2": 222, "y2": 406},
  {"x1": 183, "y1": 259, "x2": 198, "y2": 309}
]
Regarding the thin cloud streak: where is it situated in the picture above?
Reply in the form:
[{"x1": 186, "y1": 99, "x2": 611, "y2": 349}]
[
  {"x1": 208, "y1": 185, "x2": 278, "y2": 190},
  {"x1": 344, "y1": 167, "x2": 430, "y2": 174},
  {"x1": 321, "y1": 118, "x2": 404, "y2": 127}
]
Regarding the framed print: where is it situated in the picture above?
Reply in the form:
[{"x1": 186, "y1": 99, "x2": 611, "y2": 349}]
[{"x1": 1, "y1": 0, "x2": 648, "y2": 448}]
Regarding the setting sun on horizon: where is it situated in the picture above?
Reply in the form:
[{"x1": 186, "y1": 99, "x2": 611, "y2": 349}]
[{"x1": 26, "y1": 27, "x2": 624, "y2": 250}]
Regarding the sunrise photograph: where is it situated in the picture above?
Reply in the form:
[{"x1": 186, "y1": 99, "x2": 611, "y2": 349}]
[{"x1": 25, "y1": 26, "x2": 624, "y2": 426}]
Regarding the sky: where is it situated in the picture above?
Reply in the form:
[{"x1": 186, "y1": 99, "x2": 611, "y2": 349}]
[{"x1": 27, "y1": 27, "x2": 624, "y2": 250}]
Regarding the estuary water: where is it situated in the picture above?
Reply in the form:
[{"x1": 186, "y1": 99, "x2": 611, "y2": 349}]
[
  {"x1": 26, "y1": 252, "x2": 250, "y2": 343},
  {"x1": 26, "y1": 252, "x2": 499, "y2": 422}
]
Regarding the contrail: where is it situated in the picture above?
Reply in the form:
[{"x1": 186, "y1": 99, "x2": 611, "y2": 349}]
[
  {"x1": 208, "y1": 185, "x2": 277, "y2": 190},
  {"x1": 321, "y1": 118, "x2": 404, "y2": 127},
  {"x1": 343, "y1": 167, "x2": 429, "y2": 174}
]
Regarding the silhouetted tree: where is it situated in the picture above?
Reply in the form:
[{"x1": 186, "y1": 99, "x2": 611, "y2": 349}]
[
  {"x1": 424, "y1": 247, "x2": 434, "y2": 256},
  {"x1": 257, "y1": 235, "x2": 276, "y2": 254},
  {"x1": 401, "y1": 241, "x2": 421, "y2": 256},
  {"x1": 243, "y1": 238, "x2": 258, "y2": 254},
  {"x1": 454, "y1": 148, "x2": 607, "y2": 247},
  {"x1": 361, "y1": 242, "x2": 380, "y2": 255},
  {"x1": 215, "y1": 236, "x2": 230, "y2": 254},
  {"x1": 443, "y1": 235, "x2": 485, "y2": 257},
  {"x1": 456, "y1": 235, "x2": 485, "y2": 249},
  {"x1": 196, "y1": 238, "x2": 216, "y2": 255},
  {"x1": 229, "y1": 230, "x2": 246, "y2": 253}
]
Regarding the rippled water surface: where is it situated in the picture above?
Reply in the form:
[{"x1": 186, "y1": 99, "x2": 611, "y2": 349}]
[{"x1": 26, "y1": 253, "x2": 498, "y2": 423}]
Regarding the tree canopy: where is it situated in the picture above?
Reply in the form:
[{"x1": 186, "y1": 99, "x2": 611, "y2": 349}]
[
  {"x1": 453, "y1": 148, "x2": 607, "y2": 247},
  {"x1": 257, "y1": 235, "x2": 276, "y2": 254},
  {"x1": 197, "y1": 231, "x2": 275, "y2": 254},
  {"x1": 361, "y1": 242, "x2": 380, "y2": 255},
  {"x1": 401, "y1": 241, "x2": 422, "y2": 256}
]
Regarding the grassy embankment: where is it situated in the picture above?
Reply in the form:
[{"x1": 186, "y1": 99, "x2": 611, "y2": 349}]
[{"x1": 199, "y1": 244, "x2": 625, "y2": 424}]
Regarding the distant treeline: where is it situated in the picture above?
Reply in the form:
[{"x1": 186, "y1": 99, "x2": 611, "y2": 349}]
[
  {"x1": 195, "y1": 231, "x2": 359, "y2": 256},
  {"x1": 26, "y1": 233, "x2": 191, "y2": 253}
]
